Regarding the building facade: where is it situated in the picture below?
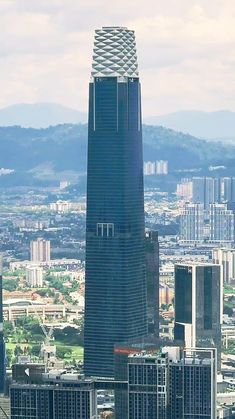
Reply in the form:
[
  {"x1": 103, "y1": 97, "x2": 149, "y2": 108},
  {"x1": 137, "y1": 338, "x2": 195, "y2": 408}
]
[
  {"x1": 84, "y1": 27, "x2": 147, "y2": 378},
  {"x1": 192, "y1": 177, "x2": 221, "y2": 210},
  {"x1": 128, "y1": 347, "x2": 217, "y2": 419},
  {"x1": 30, "y1": 238, "x2": 51, "y2": 263},
  {"x1": 10, "y1": 381, "x2": 97, "y2": 419},
  {"x1": 180, "y1": 203, "x2": 204, "y2": 243},
  {"x1": 222, "y1": 177, "x2": 235, "y2": 203},
  {"x1": 174, "y1": 263, "x2": 222, "y2": 369},
  {"x1": 213, "y1": 248, "x2": 235, "y2": 284},
  {"x1": 209, "y1": 204, "x2": 234, "y2": 243},
  {"x1": 26, "y1": 265, "x2": 44, "y2": 287},
  {"x1": 145, "y1": 230, "x2": 159, "y2": 335},
  {"x1": 156, "y1": 160, "x2": 168, "y2": 175}
]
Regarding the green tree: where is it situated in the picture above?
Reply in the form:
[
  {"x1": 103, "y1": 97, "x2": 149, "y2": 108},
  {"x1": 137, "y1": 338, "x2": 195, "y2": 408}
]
[
  {"x1": 14, "y1": 345, "x2": 23, "y2": 357},
  {"x1": 56, "y1": 347, "x2": 72, "y2": 359},
  {"x1": 6, "y1": 348, "x2": 13, "y2": 367},
  {"x1": 2, "y1": 278, "x2": 18, "y2": 291},
  {"x1": 4, "y1": 321, "x2": 14, "y2": 338},
  {"x1": 29, "y1": 345, "x2": 41, "y2": 357}
]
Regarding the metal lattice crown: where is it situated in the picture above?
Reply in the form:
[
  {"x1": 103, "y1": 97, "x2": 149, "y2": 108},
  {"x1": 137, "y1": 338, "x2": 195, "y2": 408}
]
[{"x1": 91, "y1": 27, "x2": 139, "y2": 78}]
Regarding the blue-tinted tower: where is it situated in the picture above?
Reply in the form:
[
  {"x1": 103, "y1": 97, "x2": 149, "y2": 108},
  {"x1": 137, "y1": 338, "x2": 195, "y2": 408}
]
[
  {"x1": 0, "y1": 256, "x2": 6, "y2": 393},
  {"x1": 84, "y1": 27, "x2": 147, "y2": 377}
]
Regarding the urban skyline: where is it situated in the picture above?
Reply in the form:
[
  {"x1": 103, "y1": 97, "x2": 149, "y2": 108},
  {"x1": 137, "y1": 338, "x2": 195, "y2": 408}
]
[{"x1": 0, "y1": 12, "x2": 235, "y2": 419}]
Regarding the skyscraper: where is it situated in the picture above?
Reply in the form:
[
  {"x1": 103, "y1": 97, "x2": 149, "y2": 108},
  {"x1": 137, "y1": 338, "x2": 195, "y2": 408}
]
[
  {"x1": 213, "y1": 248, "x2": 235, "y2": 284},
  {"x1": 180, "y1": 203, "x2": 204, "y2": 243},
  {"x1": 0, "y1": 256, "x2": 6, "y2": 394},
  {"x1": 192, "y1": 177, "x2": 221, "y2": 209},
  {"x1": 209, "y1": 203, "x2": 234, "y2": 243},
  {"x1": 30, "y1": 238, "x2": 51, "y2": 263},
  {"x1": 84, "y1": 27, "x2": 147, "y2": 378},
  {"x1": 174, "y1": 263, "x2": 222, "y2": 369}
]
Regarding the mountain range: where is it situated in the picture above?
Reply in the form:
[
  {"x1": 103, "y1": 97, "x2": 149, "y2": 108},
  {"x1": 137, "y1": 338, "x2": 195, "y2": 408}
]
[
  {"x1": 0, "y1": 124, "x2": 235, "y2": 188},
  {"x1": 0, "y1": 103, "x2": 87, "y2": 128},
  {"x1": 144, "y1": 110, "x2": 235, "y2": 140},
  {"x1": 0, "y1": 104, "x2": 235, "y2": 141}
]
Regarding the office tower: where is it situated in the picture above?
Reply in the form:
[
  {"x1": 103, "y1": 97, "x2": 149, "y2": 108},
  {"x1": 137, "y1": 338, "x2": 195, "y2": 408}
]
[
  {"x1": 222, "y1": 177, "x2": 235, "y2": 203},
  {"x1": 192, "y1": 177, "x2": 221, "y2": 209},
  {"x1": 10, "y1": 380, "x2": 97, "y2": 419},
  {"x1": 26, "y1": 266, "x2": 43, "y2": 287},
  {"x1": 128, "y1": 347, "x2": 217, "y2": 419},
  {"x1": 30, "y1": 238, "x2": 51, "y2": 263},
  {"x1": 174, "y1": 263, "x2": 222, "y2": 369},
  {"x1": 145, "y1": 230, "x2": 159, "y2": 335},
  {"x1": 0, "y1": 257, "x2": 6, "y2": 394},
  {"x1": 144, "y1": 161, "x2": 155, "y2": 176},
  {"x1": 180, "y1": 203, "x2": 204, "y2": 242},
  {"x1": 213, "y1": 248, "x2": 235, "y2": 284},
  {"x1": 209, "y1": 203, "x2": 234, "y2": 243},
  {"x1": 84, "y1": 27, "x2": 147, "y2": 378},
  {"x1": 156, "y1": 160, "x2": 168, "y2": 175}
]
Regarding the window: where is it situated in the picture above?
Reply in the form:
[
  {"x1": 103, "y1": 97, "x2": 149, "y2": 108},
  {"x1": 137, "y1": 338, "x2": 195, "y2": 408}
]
[{"x1": 96, "y1": 223, "x2": 114, "y2": 237}]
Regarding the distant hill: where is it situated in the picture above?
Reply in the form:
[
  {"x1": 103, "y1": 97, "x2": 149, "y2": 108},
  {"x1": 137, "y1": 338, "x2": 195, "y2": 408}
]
[
  {"x1": 144, "y1": 110, "x2": 235, "y2": 140},
  {"x1": 0, "y1": 124, "x2": 235, "y2": 182},
  {"x1": 0, "y1": 103, "x2": 87, "y2": 128}
]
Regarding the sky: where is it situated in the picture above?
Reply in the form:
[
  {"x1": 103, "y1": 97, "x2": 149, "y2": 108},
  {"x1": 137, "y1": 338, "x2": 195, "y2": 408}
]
[{"x1": 0, "y1": 0, "x2": 235, "y2": 117}]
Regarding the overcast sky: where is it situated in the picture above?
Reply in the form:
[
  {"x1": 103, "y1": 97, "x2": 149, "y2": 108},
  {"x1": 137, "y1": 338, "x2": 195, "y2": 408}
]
[{"x1": 0, "y1": 0, "x2": 235, "y2": 117}]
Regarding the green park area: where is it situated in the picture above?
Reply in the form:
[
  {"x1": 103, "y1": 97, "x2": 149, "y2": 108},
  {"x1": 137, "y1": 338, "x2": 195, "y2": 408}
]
[{"x1": 4, "y1": 315, "x2": 84, "y2": 366}]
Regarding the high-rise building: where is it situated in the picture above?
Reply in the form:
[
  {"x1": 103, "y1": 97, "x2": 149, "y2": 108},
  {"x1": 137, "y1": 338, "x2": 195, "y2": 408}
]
[
  {"x1": 143, "y1": 161, "x2": 155, "y2": 176},
  {"x1": 0, "y1": 257, "x2": 6, "y2": 394},
  {"x1": 174, "y1": 263, "x2": 222, "y2": 369},
  {"x1": 26, "y1": 265, "x2": 44, "y2": 287},
  {"x1": 128, "y1": 347, "x2": 217, "y2": 419},
  {"x1": 213, "y1": 248, "x2": 235, "y2": 284},
  {"x1": 156, "y1": 160, "x2": 168, "y2": 175},
  {"x1": 180, "y1": 203, "x2": 204, "y2": 242},
  {"x1": 222, "y1": 177, "x2": 235, "y2": 203},
  {"x1": 168, "y1": 348, "x2": 217, "y2": 419},
  {"x1": 114, "y1": 337, "x2": 184, "y2": 419},
  {"x1": 30, "y1": 238, "x2": 51, "y2": 263},
  {"x1": 209, "y1": 203, "x2": 234, "y2": 243},
  {"x1": 176, "y1": 178, "x2": 193, "y2": 201},
  {"x1": 10, "y1": 379, "x2": 97, "y2": 419},
  {"x1": 145, "y1": 230, "x2": 159, "y2": 335},
  {"x1": 192, "y1": 177, "x2": 221, "y2": 209},
  {"x1": 84, "y1": 27, "x2": 147, "y2": 378}
]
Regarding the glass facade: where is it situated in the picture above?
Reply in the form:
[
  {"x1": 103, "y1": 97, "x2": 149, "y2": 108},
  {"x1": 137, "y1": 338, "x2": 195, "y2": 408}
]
[
  {"x1": 84, "y1": 28, "x2": 147, "y2": 378},
  {"x1": 175, "y1": 266, "x2": 192, "y2": 324},
  {"x1": 84, "y1": 74, "x2": 147, "y2": 377},
  {"x1": 174, "y1": 264, "x2": 222, "y2": 370}
]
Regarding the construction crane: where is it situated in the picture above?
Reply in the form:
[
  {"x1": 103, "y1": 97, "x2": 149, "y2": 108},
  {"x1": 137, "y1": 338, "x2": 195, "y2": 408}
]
[{"x1": 29, "y1": 302, "x2": 56, "y2": 366}]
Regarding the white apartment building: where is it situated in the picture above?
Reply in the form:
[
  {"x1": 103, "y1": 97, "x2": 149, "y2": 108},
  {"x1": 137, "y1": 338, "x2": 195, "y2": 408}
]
[
  {"x1": 26, "y1": 265, "x2": 44, "y2": 287},
  {"x1": 30, "y1": 238, "x2": 51, "y2": 263}
]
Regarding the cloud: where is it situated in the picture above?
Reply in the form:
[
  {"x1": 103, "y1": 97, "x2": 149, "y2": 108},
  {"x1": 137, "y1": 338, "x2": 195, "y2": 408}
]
[{"x1": 0, "y1": 0, "x2": 235, "y2": 115}]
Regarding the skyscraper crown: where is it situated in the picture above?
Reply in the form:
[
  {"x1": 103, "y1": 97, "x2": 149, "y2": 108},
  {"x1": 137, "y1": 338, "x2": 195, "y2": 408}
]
[{"x1": 92, "y1": 26, "x2": 139, "y2": 78}]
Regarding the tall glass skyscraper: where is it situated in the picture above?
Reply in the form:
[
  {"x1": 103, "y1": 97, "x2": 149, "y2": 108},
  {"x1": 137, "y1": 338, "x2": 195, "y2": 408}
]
[{"x1": 84, "y1": 27, "x2": 147, "y2": 378}]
